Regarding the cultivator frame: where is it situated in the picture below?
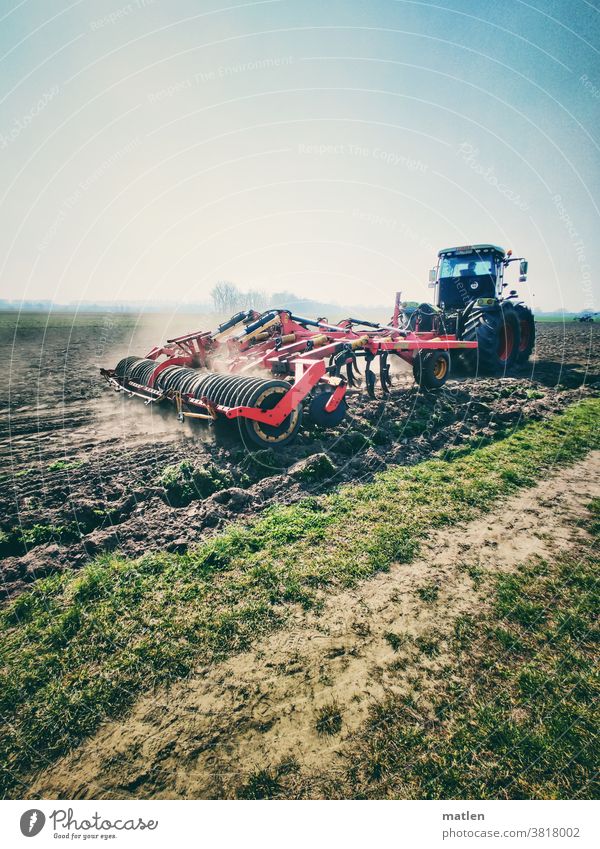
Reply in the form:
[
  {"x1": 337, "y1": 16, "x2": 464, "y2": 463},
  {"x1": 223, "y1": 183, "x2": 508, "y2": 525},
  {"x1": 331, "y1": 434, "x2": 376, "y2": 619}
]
[{"x1": 102, "y1": 294, "x2": 477, "y2": 447}]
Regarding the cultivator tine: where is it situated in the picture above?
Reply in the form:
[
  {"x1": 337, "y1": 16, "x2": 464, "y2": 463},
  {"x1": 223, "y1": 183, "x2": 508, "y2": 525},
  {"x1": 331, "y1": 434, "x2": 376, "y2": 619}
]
[
  {"x1": 345, "y1": 360, "x2": 355, "y2": 386},
  {"x1": 379, "y1": 352, "x2": 391, "y2": 395},
  {"x1": 329, "y1": 351, "x2": 342, "y2": 379},
  {"x1": 366, "y1": 369, "x2": 376, "y2": 398},
  {"x1": 330, "y1": 346, "x2": 355, "y2": 383},
  {"x1": 365, "y1": 353, "x2": 376, "y2": 398},
  {"x1": 338, "y1": 349, "x2": 359, "y2": 387}
]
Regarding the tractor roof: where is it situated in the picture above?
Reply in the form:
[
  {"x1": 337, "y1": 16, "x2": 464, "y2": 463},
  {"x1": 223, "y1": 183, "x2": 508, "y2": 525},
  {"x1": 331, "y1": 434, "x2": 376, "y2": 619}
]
[{"x1": 438, "y1": 244, "x2": 505, "y2": 257}]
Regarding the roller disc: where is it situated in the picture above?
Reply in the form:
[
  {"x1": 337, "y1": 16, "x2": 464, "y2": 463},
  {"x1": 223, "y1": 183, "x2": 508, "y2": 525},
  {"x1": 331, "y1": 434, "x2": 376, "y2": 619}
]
[
  {"x1": 193, "y1": 373, "x2": 214, "y2": 398},
  {"x1": 114, "y1": 356, "x2": 141, "y2": 380},
  {"x1": 154, "y1": 365, "x2": 181, "y2": 391},
  {"x1": 202, "y1": 373, "x2": 236, "y2": 405},
  {"x1": 129, "y1": 359, "x2": 158, "y2": 386},
  {"x1": 236, "y1": 377, "x2": 266, "y2": 407},
  {"x1": 222, "y1": 375, "x2": 255, "y2": 407}
]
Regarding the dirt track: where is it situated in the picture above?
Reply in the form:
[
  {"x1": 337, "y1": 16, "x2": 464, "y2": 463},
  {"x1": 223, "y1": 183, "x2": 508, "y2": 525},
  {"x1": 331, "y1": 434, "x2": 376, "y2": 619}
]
[
  {"x1": 1, "y1": 316, "x2": 598, "y2": 599},
  {"x1": 24, "y1": 451, "x2": 600, "y2": 799}
]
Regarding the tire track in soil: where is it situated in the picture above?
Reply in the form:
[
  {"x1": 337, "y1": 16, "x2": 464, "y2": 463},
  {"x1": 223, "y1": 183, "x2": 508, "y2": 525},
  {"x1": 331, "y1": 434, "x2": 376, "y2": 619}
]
[{"x1": 25, "y1": 451, "x2": 600, "y2": 800}]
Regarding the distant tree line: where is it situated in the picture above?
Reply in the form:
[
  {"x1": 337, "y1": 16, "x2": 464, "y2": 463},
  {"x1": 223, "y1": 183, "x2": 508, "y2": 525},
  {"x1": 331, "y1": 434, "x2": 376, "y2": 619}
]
[
  {"x1": 209, "y1": 281, "x2": 345, "y2": 317},
  {"x1": 210, "y1": 282, "x2": 269, "y2": 313}
]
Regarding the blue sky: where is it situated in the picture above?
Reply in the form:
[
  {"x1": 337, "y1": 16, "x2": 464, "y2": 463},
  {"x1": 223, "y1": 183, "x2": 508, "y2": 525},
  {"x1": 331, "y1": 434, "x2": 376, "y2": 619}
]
[{"x1": 0, "y1": 0, "x2": 599, "y2": 310}]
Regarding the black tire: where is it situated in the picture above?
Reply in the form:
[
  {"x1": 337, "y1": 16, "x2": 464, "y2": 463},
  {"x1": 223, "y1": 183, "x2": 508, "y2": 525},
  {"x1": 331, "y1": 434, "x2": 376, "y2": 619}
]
[
  {"x1": 308, "y1": 390, "x2": 347, "y2": 427},
  {"x1": 513, "y1": 303, "x2": 535, "y2": 364},
  {"x1": 462, "y1": 302, "x2": 520, "y2": 374},
  {"x1": 241, "y1": 380, "x2": 302, "y2": 447},
  {"x1": 413, "y1": 351, "x2": 450, "y2": 389}
]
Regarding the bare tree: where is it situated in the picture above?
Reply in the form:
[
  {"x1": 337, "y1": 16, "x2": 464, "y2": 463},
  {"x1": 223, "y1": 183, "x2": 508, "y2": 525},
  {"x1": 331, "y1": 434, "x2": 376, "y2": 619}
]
[
  {"x1": 211, "y1": 282, "x2": 269, "y2": 314},
  {"x1": 210, "y1": 281, "x2": 241, "y2": 313},
  {"x1": 243, "y1": 289, "x2": 268, "y2": 310}
]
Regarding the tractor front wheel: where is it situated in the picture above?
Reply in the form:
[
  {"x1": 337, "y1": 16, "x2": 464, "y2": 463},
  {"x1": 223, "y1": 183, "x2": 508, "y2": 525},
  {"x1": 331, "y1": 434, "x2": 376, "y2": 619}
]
[{"x1": 413, "y1": 351, "x2": 450, "y2": 389}]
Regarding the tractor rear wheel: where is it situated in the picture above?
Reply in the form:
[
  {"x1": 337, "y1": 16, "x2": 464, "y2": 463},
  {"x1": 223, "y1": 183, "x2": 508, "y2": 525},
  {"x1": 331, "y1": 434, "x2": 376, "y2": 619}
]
[
  {"x1": 513, "y1": 303, "x2": 535, "y2": 364},
  {"x1": 413, "y1": 351, "x2": 450, "y2": 389},
  {"x1": 462, "y1": 302, "x2": 521, "y2": 374}
]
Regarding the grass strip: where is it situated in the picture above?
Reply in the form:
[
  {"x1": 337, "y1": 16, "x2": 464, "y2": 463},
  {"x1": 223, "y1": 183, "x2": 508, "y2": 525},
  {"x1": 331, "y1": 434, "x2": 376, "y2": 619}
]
[
  {"x1": 1, "y1": 397, "x2": 599, "y2": 795},
  {"x1": 289, "y1": 501, "x2": 599, "y2": 800}
]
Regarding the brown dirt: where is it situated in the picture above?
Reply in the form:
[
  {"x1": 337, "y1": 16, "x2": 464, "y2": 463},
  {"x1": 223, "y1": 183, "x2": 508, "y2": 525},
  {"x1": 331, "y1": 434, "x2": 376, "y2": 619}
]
[
  {"x1": 1, "y1": 317, "x2": 598, "y2": 600},
  {"x1": 25, "y1": 450, "x2": 600, "y2": 800}
]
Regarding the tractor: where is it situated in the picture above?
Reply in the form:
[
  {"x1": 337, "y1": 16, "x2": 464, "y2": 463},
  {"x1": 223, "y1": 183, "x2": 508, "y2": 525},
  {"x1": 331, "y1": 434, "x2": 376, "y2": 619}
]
[{"x1": 406, "y1": 244, "x2": 535, "y2": 373}]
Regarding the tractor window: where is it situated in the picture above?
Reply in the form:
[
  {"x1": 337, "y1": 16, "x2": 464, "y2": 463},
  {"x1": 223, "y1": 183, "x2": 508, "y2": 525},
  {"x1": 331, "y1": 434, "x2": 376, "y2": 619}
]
[{"x1": 439, "y1": 256, "x2": 495, "y2": 278}]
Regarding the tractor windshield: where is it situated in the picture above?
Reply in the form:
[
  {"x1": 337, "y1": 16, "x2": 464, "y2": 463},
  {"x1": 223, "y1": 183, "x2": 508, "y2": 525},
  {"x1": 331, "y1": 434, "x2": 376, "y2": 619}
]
[
  {"x1": 437, "y1": 253, "x2": 498, "y2": 307},
  {"x1": 439, "y1": 255, "x2": 496, "y2": 279}
]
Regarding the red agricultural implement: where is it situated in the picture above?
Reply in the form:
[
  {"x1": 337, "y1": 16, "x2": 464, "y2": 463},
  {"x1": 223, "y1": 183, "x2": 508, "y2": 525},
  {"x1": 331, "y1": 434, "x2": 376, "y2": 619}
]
[{"x1": 102, "y1": 244, "x2": 534, "y2": 447}]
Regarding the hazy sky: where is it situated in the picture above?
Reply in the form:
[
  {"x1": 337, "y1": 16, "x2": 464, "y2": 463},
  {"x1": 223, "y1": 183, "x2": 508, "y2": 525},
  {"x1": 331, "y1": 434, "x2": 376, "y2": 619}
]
[{"x1": 1, "y1": 0, "x2": 599, "y2": 310}]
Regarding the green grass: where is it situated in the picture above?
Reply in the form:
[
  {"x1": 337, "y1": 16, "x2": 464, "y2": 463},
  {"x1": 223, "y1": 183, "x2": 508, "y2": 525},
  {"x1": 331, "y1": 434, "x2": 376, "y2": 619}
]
[
  {"x1": 384, "y1": 632, "x2": 407, "y2": 652},
  {"x1": 47, "y1": 460, "x2": 84, "y2": 472},
  {"x1": 0, "y1": 522, "x2": 80, "y2": 556},
  {"x1": 0, "y1": 398, "x2": 599, "y2": 795},
  {"x1": 316, "y1": 702, "x2": 343, "y2": 736},
  {"x1": 158, "y1": 460, "x2": 235, "y2": 506},
  {"x1": 19, "y1": 524, "x2": 76, "y2": 547},
  {"x1": 416, "y1": 582, "x2": 440, "y2": 603},
  {"x1": 289, "y1": 453, "x2": 336, "y2": 482},
  {"x1": 322, "y1": 525, "x2": 599, "y2": 799},
  {"x1": 236, "y1": 758, "x2": 300, "y2": 799}
]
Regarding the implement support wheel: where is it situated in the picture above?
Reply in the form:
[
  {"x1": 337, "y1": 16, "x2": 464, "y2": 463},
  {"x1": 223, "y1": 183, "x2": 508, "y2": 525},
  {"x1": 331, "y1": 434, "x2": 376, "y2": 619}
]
[
  {"x1": 308, "y1": 390, "x2": 347, "y2": 427},
  {"x1": 241, "y1": 382, "x2": 303, "y2": 448},
  {"x1": 413, "y1": 351, "x2": 450, "y2": 389}
]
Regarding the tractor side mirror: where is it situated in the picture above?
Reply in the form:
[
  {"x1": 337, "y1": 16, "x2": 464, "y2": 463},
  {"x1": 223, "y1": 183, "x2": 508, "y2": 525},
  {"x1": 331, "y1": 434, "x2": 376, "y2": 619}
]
[
  {"x1": 428, "y1": 268, "x2": 436, "y2": 286},
  {"x1": 519, "y1": 259, "x2": 528, "y2": 283}
]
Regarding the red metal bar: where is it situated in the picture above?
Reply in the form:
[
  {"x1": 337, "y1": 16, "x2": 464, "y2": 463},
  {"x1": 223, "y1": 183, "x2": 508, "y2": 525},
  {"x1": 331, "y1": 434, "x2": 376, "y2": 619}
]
[
  {"x1": 148, "y1": 356, "x2": 193, "y2": 387},
  {"x1": 324, "y1": 381, "x2": 347, "y2": 413},
  {"x1": 224, "y1": 359, "x2": 327, "y2": 425}
]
